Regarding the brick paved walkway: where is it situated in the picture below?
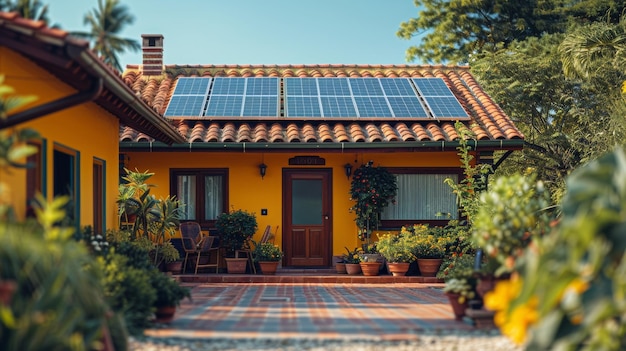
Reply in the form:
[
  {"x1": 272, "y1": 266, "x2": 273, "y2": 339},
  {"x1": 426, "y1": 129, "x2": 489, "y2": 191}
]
[{"x1": 145, "y1": 283, "x2": 474, "y2": 341}]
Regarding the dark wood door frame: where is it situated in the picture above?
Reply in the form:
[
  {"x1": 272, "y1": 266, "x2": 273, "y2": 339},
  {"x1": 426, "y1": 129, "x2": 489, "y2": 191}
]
[{"x1": 282, "y1": 168, "x2": 332, "y2": 267}]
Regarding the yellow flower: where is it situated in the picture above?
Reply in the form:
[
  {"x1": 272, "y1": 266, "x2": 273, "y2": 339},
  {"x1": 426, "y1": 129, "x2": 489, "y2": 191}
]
[{"x1": 484, "y1": 276, "x2": 538, "y2": 345}]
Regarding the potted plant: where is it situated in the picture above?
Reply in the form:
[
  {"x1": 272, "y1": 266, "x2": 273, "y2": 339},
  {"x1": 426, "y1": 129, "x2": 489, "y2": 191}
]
[
  {"x1": 443, "y1": 278, "x2": 475, "y2": 320},
  {"x1": 151, "y1": 270, "x2": 191, "y2": 323},
  {"x1": 253, "y1": 242, "x2": 283, "y2": 275},
  {"x1": 408, "y1": 224, "x2": 454, "y2": 277},
  {"x1": 342, "y1": 247, "x2": 363, "y2": 275},
  {"x1": 376, "y1": 231, "x2": 417, "y2": 276},
  {"x1": 349, "y1": 161, "x2": 397, "y2": 244},
  {"x1": 216, "y1": 208, "x2": 257, "y2": 273}
]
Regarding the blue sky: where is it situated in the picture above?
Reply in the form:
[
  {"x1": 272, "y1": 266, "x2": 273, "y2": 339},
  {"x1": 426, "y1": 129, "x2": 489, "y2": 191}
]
[{"x1": 47, "y1": 0, "x2": 424, "y2": 68}]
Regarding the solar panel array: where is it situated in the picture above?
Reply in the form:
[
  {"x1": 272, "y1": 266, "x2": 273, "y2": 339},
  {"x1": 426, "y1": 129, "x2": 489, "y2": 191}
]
[{"x1": 164, "y1": 77, "x2": 468, "y2": 119}]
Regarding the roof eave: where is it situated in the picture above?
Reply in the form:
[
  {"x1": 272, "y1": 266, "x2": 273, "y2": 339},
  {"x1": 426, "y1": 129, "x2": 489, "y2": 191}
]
[{"x1": 119, "y1": 139, "x2": 524, "y2": 153}]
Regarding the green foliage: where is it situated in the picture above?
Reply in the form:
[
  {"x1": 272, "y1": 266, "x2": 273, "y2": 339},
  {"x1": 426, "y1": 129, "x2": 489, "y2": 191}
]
[
  {"x1": 471, "y1": 33, "x2": 625, "y2": 202},
  {"x1": 0, "y1": 221, "x2": 111, "y2": 351},
  {"x1": 406, "y1": 224, "x2": 455, "y2": 259},
  {"x1": 253, "y1": 242, "x2": 283, "y2": 262},
  {"x1": 502, "y1": 147, "x2": 626, "y2": 349},
  {"x1": 342, "y1": 247, "x2": 363, "y2": 264},
  {"x1": 216, "y1": 208, "x2": 257, "y2": 256},
  {"x1": 472, "y1": 171, "x2": 553, "y2": 275},
  {"x1": 443, "y1": 122, "x2": 491, "y2": 224},
  {"x1": 437, "y1": 252, "x2": 477, "y2": 281},
  {"x1": 0, "y1": 0, "x2": 52, "y2": 23},
  {"x1": 99, "y1": 252, "x2": 155, "y2": 336},
  {"x1": 349, "y1": 161, "x2": 397, "y2": 243},
  {"x1": 376, "y1": 231, "x2": 418, "y2": 263},
  {"x1": 442, "y1": 278, "x2": 476, "y2": 304},
  {"x1": 150, "y1": 271, "x2": 190, "y2": 308},
  {"x1": 397, "y1": 0, "x2": 625, "y2": 63}
]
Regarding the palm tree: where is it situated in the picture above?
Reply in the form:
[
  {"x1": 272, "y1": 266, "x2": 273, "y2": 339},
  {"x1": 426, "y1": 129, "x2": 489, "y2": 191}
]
[
  {"x1": 71, "y1": 0, "x2": 140, "y2": 72},
  {"x1": 0, "y1": 0, "x2": 51, "y2": 23},
  {"x1": 559, "y1": 19, "x2": 626, "y2": 80}
]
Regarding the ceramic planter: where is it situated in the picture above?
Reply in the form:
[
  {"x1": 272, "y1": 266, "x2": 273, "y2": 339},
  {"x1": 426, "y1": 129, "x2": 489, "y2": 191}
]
[
  {"x1": 335, "y1": 262, "x2": 347, "y2": 274},
  {"x1": 445, "y1": 292, "x2": 469, "y2": 321},
  {"x1": 345, "y1": 263, "x2": 362, "y2": 275},
  {"x1": 154, "y1": 305, "x2": 177, "y2": 323}
]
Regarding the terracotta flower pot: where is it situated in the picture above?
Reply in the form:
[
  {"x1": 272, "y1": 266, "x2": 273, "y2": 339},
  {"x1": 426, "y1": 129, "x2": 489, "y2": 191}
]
[
  {"x1": 335, "y1": 262, "x2": 347, "y2": 274},
  {"x1": 416, "y1": 258, "x2": 443, "y2": 277},
  {"x1": 359, "y1": 262, "x2": 381, "y2": 276},
  {"x1": 345, "y1": 263, "x2": 362, "y2": 275},
  {"x1": 387, "y1": 262, "x2": 410, "y2": 276},
  {"x1": 445, "y1": 292, "x2": 469, "y2": 321},
  {"x1": 225, "y1": 257, "x2": 248, "y2": 274},
  {"x1": 258, "y1": 261, "x2": 279, "y2": 275},
  {"x1": 154, "y1": 305, "x2": 177, "y2": 323}
]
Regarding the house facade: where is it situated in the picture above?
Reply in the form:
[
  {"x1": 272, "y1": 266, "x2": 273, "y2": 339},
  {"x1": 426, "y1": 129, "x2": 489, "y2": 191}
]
[
  {"x1": 0, "y1": 13, "x2": 183, "y2": 232},
  {"x1": 119, "y1": 35, "x2": 524, "y2": 268}
]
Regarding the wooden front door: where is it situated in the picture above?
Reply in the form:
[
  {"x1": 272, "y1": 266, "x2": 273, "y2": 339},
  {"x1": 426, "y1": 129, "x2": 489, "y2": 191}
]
[{"x1": 283, "y1": 169, "x2": 332, "y2": 267}]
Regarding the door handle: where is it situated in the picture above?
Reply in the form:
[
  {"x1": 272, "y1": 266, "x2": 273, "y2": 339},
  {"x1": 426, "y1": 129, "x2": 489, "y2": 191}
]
[{"x1": 324, "y1": 215, "x2": 329, "y2": 220}]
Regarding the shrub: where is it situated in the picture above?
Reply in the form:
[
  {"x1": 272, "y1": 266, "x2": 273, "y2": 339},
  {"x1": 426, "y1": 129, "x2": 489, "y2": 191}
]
[
  {"x1": 150, "y1": 270, "x2": 191, "y2": 307},
  {"x1": 376, "y1": 231, "x2": 417, "y2": 263},
  {"x1": 216, "y1": 209, "x2": 257, "y2": 256},
  {"x1": 253, "y1": 242, "x2": 283, "y2": 262}
]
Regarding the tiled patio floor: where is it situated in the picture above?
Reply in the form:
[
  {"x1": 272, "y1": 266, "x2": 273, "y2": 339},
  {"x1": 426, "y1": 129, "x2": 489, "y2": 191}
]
[{"x1": 145, "y1": 282, "x2": 474, "y2": 341}]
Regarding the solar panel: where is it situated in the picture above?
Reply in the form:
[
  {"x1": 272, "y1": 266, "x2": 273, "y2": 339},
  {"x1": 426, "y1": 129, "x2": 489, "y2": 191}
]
[
  {"x1": 204, "y1": 95, "x2": 243, "y2": 117},
  {"x1": 172, "y1": 77, "x2": 211, "y2": 95},
  {"x1": 422, "y1": 96, "x2": 469, "y2": 118},
  {"x1": 164, "y1": 77, "x2": 212, "y2": 116},
  {"x1": 242, "y1": 96, "x2": 279, "y2": 116},
  {"x1": 211, "y1": 77, "x2": 246, "y2": 95},
  {"x1": 318, "y1": 78, "x2": 351, "y2": 96},
  {"x1": 320, "y1": 96, "x2": 356, "y2": 117},
  {"x1": 164, "y1": 95, "x2": 206, "y2": 117},
  {"x1": 349, "y1": 78, "x2": 384, "y2": 96},
  {"x1": 284, "y1": 78, "x2": 318, "y2": 96},
  {"x1": 412, "y1": 78, "x2": 452, "y2": 96},
  {"x1": 354, "y1": 96, "x2": 392, "y2": 117},
  {"x1": 380, "y1": 78, "x2": 416, "y2": 96},
  {"x1": 412, "y1": 78, "x2": 468, "y2": 118},
  {"x1": 387, "y1": 96, "x2": 429, "y2": 118},
  {"x1": 205, "y1": 77, "x2": 280, "y2": 117},
  {"x1": 285, "y1": 96, "x2": 321, "y2": 117}
]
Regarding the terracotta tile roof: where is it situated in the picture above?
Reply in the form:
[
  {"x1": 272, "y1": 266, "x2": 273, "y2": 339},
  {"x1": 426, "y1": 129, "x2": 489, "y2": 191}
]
[
  {"x1": 120, "y1": 64, "x2": 523, "y2": 149},
  {"x1": 0, "y1": 12, "x2": 184, "y2": 144}
]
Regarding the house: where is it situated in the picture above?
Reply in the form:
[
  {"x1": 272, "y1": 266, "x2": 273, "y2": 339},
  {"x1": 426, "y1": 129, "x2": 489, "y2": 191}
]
[
  {"x1": 119, "y1": 35, "x2": 524, "y2": 268},
  {"x1": 0, "y1": 12, "x2": 184, "y2": 233},
  {"x1": 0, "y1": 11, "x2": 523, "y2": 268}
]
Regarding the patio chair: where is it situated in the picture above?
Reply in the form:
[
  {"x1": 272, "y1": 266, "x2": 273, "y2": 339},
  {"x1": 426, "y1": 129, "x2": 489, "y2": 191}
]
[
  {"x1": 180, "y1": 221, "x2": 203, "y2": 243},
  {"x1": 194, "y1": 235, "x2": 220, "y2": 274},
  {"x1": 235, "y1": 225, "x2": 273, "y2": 274},
  {"x1": 181, "y1": 234, "x2": 198, "y2": 274}
]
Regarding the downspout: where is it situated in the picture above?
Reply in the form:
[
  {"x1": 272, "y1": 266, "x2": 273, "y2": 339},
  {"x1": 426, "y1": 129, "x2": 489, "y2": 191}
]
[{"x1": 1, "y1": 77, "x2": 103, "y2": 129}]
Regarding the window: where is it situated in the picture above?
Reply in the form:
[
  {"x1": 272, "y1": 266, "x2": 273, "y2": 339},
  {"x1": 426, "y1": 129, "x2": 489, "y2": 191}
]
[
  {"x1": 170, "y1": 169, "x2": 228, "y2": 228},
  {"x1": 53, "y1": 144, "x2": 79, "y2": 229},
  {"x1": 93, "y1": 158, "x2": 105, "y2": 234},
  {"x1": 26, "y1": 140, "x2": 45, "y2": 218},
  {"x1": 381, "y1": 168, "x2": 460, "y2": 227}
]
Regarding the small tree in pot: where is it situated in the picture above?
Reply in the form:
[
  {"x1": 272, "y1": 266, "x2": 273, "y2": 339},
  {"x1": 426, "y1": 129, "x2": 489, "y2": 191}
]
[{"x1": 216, "y1": 208, "x2": 258, "y2": 257}]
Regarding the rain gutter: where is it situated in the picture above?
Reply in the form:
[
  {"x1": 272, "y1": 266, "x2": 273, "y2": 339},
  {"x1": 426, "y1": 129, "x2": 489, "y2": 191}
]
[{"x1": 119, "y1": 139, "x2": 525, "y2": 152}]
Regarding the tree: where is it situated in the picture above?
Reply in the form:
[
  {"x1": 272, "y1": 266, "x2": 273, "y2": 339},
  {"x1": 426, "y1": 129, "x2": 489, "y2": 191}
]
[
  {"x1": 0, "y1": 0, "x2": 51, "y2": 23},
  {"x1": 397, "y1": 0, "x2": 626, "y2": 64},
  {"x1": 71, "y1": 0, "x2": 140, "y2": 72},
  {"x1": 471, "y1": 34, "x2": 625, "y2": 201}
]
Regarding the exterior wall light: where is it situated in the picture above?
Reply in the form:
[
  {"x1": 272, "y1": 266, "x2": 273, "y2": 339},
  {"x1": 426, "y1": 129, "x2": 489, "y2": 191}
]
[
  {"x1": 259, "y1": 163, "x2": 267, "y2": 179},
  {"x1": 344, "y1": 163, "x2": 352, "y2": 180}
]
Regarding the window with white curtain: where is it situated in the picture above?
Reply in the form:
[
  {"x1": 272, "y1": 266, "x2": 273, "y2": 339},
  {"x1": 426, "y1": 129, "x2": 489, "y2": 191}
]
[
  {"x1": 381, "y1": 172, "x2": 459, "y2": 222},
  {"x1": 171, "y1": 169, "x2": 228, "y2": 227}
]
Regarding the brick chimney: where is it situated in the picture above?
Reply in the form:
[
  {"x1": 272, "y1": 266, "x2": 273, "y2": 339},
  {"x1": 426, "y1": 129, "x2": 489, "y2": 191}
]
[{"x1": 141, "y1": 34, "x2": 164, "y2": 76}]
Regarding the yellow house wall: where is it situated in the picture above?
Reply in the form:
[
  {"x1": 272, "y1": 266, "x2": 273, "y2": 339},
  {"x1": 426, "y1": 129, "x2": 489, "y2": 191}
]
[
  {"x1": 0, "y1": 48, "x2": 120, "y2": 231},
  {"x1": 124, "y1": 150, "x2": 461, "y2": 256}
]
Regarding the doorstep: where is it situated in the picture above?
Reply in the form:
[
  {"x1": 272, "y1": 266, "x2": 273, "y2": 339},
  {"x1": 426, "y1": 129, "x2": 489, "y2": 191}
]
[{"x1": 174, "y1": 268, "x2": 444, "y2": 284}]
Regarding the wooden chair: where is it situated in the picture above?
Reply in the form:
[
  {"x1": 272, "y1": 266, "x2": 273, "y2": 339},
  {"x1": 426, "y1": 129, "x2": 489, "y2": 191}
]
[
  {"x1": 194, "y1": 235, "x2": 220, "y2": 274},
  {"x1": 235, "y1": 225, "x2": 273, "y2": 274},
  {"x1": 180, "y1": 221, "x2": 219, "y2": 274}
]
